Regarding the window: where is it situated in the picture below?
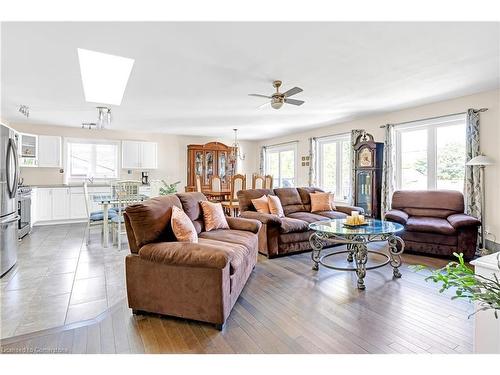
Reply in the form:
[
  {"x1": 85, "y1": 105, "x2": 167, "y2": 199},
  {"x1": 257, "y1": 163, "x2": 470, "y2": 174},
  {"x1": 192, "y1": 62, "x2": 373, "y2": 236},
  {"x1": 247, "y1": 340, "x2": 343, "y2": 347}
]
[
  {"x1": 316, "y1": 134, "x2": 351, "y2": 202},
  {"x1": 66, "y1": 139, "x2": 119, "y2": 181},
  {"x1": 265, "y1": 143, "x2": 297, "y2": 187},
  {"x1": 395, "y1": 114, "x2": 466, "y2": 192}
]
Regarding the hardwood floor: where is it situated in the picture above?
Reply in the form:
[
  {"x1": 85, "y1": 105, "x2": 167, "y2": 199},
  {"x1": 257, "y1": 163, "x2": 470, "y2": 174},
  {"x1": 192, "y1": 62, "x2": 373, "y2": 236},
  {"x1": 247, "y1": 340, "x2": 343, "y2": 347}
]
[{"x1": 0, "y1": 249, "x2": 474, "y2": 354}]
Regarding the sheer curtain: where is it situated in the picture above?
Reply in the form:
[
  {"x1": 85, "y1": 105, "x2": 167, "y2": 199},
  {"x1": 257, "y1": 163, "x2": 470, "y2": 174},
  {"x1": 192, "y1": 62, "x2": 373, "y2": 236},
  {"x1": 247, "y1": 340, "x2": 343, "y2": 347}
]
[
  {"x1": 259, "y1": 146, "x2": 266, "y2": 175},
  {"x1": 381, "y1": 124, "x2": 395, "y2": 216},
  {"x1": 308, "y1": 137, "x2": 317, "y2": 186}
]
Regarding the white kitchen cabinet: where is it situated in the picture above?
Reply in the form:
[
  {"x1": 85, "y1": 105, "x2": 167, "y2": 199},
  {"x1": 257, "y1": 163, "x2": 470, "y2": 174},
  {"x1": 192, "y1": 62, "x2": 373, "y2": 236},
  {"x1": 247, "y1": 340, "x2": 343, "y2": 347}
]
[
  {"x1": 36, "y1": 189, "x2": 53, "y2": 222},
  {"x1": 38, "y1": 135, "x2": 62, "y2": 168},
  {"x1": 51, "y1": 188, "x2": 71, "y2": 220},
  {"x1": 122, "y1": 141, "x2": 157, "y2": 169},
  {"x1": 18, "y1": 133, "x2": 38, "y2": 167},
  {"x1": 70, "y1": 192, "x2": 87, "y2": 219}
]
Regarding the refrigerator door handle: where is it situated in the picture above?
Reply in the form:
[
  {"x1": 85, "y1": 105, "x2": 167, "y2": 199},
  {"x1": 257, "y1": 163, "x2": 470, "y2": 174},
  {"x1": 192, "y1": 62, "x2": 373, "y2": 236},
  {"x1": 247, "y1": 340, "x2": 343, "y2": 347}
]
[
  {"x1": 6, "y1": 137, "x2": 19, "y2": 199},
  {"x1": 0, "y1": 214, "x2": 20, "y2": 225}
]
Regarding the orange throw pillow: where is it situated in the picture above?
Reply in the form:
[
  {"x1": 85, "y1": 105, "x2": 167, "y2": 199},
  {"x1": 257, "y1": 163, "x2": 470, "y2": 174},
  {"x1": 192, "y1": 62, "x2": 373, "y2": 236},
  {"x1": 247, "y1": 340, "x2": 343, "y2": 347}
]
[
  {"x1": 310, "y1": 192, "x2": 336, "y2": 212},
  {"x1": 171, "y1": 206, "x2": 198, "y2": 243},
  {"x1": 251, "y1": 195, "x2": 270, "y2": 214},
  {"x1": 200, "y1": 201, "x2": 229, "y2": 232},
  {"x1": 268, "y1": 195, "x2": 284, "y2": 217}
]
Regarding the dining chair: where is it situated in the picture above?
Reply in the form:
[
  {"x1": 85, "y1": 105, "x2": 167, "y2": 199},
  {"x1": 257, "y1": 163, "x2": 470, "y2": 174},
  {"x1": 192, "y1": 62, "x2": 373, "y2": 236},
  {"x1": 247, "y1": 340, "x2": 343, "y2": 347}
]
[
  {"x1": 111, "y1": 180, "x2": 142, "y2": 250},
  {"x1": 264, "y1": 175, "x2": 273, "y2": 189},
  {"x1": 221, "y1": 174, "x2": 246, "y2": 217},
  {"x1": 210, "y1": 175, "x2": 222, "y2": 192},
  {"x1": 252, "y1": 174, "x2": 265, "y2": 189},
  {"x1": 83, "y1": 182, "x2": 117, "y2": 245},
  {"x1": 195, "y1": 175, "x2": 202, "y2": 193}
]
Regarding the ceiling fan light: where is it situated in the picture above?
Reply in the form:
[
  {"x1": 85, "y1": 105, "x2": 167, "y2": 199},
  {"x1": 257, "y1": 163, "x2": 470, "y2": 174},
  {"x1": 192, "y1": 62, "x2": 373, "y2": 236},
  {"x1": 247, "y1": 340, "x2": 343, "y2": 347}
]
[{"x1": 271, "y1": 97, "x2": 283, "y2": 109}]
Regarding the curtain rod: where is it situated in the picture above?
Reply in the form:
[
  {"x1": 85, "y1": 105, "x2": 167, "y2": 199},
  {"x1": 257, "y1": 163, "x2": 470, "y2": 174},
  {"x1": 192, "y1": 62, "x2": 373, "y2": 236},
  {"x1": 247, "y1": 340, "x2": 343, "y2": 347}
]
[
  {"x1": 312, "y1": 131, "x2": 351, "y2": 141},
  {"x1": 379, "y1": 108, "x2": 488, "y2": 128},
  {"x1": 263, "y1": 140, "x2": 299, "y2": 148}
]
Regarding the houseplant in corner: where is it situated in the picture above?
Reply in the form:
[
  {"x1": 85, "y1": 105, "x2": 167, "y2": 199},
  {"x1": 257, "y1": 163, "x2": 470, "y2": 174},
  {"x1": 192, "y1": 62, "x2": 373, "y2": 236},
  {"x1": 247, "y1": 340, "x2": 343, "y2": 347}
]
[{"x1": 159, "y1": 180, "x2": 181, "y2": 195}]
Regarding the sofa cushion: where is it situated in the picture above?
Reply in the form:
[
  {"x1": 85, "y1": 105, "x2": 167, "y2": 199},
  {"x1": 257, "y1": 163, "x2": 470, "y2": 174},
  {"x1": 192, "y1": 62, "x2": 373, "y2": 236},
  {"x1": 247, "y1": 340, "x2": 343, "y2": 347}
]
[
  {"x1": 171, "y1": 206, "x2": 198, "y2": 243},
  {"x1": 125, "y1": 195, "x2": 182, "y2": 248},
  {"x1": 392, "y1": 190, "x2": 464, "y2": 213},
  {"x1": 287, "y1": 211, "x2": 330, "y2": 224},
  {"x1": 280, "y1": 217, "x2": 309, "y2": 233},
  {"x1": 200, "y1": 201, "x2": 230, "y2": 232},
  {"x1": 268, "y1": 195, "x2": 285, "y2": 217},
  {"x1": 251, "y1": 195, "x2": 270, "y2": 214},
  {"x1": 237, "y1": 188, "x2": 275, "y2": 212},
  {"x1": 274, "y1": 188, "x2": 305, "y2": 215},
  {"x1": 197, "y1": 238, "x2": 250, "y2": 275},
  {"x1": 177, "y1": 192, "x2": 208, "y2": 234},
  {"x1": 297, "y1": 187, "x2": 324, "y2": 211},
  {"x1": 199, "y1": 229, "x2": 258, "y2": 255},
  {"x1": 315, "y1": 210, "x2": 347, "y2": 219},
  {"x1": 310, "y1": 192, "x2": 336, "y2": 212},
  {"x1": 402, "y1": 231, "x2": 458, "y2": 246},
  {"x1": 406, "y1": 216, "x2": 456, "y2": 235}
]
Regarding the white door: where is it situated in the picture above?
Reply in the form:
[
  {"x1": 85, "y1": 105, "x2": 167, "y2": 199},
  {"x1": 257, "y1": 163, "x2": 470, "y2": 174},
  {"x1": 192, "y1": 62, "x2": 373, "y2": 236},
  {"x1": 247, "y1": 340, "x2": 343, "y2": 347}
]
[
  {"x1": 70, "y1": 192, "x2": 87, "y2": 219},
  {"x1": 141, "y1": 142, "x2": 158, "y2": 169},
  {"x1": 122, "y1": 141, "x2": 141, "y2": 169},
  {"x1": 51, "y1": 188, "x2": 71, "y2": 220},
  {"x1": 36, "y1": 188, "x2": 53, "y2": 221},
  {"x1": 38, "y1": 135, "x2": 62, "y2": 168}
]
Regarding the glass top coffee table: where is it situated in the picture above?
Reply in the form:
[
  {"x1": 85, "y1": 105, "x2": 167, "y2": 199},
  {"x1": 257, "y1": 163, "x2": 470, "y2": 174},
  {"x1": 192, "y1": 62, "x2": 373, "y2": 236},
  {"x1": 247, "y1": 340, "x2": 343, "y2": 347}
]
[{"x1": 309, "y1": 218, "x2": 405, "y2": 290}]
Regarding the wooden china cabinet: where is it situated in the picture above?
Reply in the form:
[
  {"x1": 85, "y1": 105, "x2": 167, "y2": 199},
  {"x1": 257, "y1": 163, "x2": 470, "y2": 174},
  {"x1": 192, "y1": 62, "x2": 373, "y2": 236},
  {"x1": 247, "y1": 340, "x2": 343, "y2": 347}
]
[
  {"x1": 185, "y1": 142, "x2": 237, "y2": 192},
  {"x1": 353, "y1": 132, "x2": 384, "y2": 219}
]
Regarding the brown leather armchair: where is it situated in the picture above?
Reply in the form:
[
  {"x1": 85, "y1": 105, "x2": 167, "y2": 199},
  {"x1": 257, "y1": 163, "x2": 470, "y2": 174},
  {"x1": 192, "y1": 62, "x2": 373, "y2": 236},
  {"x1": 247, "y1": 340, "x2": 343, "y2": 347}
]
[{"x1": 384, "y1": 190, "x2": 480, "y2": 260}]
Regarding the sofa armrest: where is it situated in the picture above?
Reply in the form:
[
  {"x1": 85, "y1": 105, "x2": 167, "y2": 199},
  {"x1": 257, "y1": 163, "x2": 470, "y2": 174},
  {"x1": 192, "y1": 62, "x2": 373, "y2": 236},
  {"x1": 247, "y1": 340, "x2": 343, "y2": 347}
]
[
  {"x1": 240, "y1": 211, "x2": 282, "y2": 226},
  {"x1": 384, "y1": 209, "x2": 409, "y2": 225},
  {"x1": 447, "y1": 213, "x2": 481, "y2": 229},
  {"x1": 139, "y1": 242, "x2": 230, "y2": 270},
  {"x1": 334, "y1": 205, "x2": 365, "y2": 215},
  {"x1": 226, "y1": 217, "x2": 262, "y2": 234}
]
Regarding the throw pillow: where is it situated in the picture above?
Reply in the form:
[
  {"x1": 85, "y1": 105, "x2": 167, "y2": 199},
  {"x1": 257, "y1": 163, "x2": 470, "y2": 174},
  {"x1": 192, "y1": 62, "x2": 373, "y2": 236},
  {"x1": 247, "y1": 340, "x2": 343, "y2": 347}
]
[
  {"x1": 200, "y1": 201, "x2": 230, "y2": 232},
  {"x1": 310, "y1": 192, "x2": 336, "y2": 212},
  {"x1": 171, "y1": 206, "x2": 198, "y2": 243},
  {"x1": 268, "y1": 195, "x2": 285, "y2": 217},
  {"x1": 251, "y1": 195, "x2": 271, "y2": 214}
]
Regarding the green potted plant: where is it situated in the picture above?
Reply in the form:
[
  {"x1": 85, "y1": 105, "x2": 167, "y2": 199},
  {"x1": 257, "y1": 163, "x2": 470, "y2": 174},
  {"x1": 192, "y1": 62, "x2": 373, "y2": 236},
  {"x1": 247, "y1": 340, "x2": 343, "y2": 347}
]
[
  {"x1": 159, "y1": 180, "x2": 181, "y2": 195},
  {"x1": 412, "y1": 252, "x2": 500, "y2": 318}
]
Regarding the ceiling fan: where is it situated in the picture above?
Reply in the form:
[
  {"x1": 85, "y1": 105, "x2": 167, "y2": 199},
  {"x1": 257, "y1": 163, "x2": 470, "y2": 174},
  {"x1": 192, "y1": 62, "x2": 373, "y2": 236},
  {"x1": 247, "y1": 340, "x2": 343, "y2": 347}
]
[{"x1": 249, "y1": 80, "x2": 304, "y2": 109}]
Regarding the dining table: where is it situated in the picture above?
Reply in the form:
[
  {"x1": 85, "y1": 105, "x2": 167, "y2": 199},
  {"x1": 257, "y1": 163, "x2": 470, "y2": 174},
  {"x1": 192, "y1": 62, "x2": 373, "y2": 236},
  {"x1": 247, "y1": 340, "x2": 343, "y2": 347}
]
[
  {"x1": 204, "y1": 190, "x2": 231, "y2": 201},
  {"x1": 92, "y1": 193, "x2": 149, "y2": 248}
]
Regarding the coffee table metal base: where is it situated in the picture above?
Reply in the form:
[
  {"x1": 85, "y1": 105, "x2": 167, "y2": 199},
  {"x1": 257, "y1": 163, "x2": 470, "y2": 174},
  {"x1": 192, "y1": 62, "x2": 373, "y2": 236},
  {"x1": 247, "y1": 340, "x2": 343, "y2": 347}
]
[{"x1": 310, "y1": 232, "x2": 405, "y2": 290}]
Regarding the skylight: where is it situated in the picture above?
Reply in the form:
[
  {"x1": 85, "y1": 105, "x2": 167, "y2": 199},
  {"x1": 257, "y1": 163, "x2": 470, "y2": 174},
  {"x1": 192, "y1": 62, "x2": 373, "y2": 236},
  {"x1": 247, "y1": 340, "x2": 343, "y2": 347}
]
[{"x1": 77, "y1": 48, "x2": 135, "y2": 106}]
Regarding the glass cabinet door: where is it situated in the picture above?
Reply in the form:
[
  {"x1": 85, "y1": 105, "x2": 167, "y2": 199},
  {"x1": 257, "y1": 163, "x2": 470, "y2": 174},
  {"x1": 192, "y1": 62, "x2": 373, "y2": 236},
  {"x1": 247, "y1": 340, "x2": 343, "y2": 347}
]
[
  {"x1": 356, "y1": 171, "x2": 372, "y2": 216},
  {"x1": 218, "y1": 151, "x2": 228, "y2": 183},
  {"x1": 194, "y1": 151, "x2": 203, "y2": 177},
  {"x1": 205, "y1": 151, "x2": 214, "y2": 184}
]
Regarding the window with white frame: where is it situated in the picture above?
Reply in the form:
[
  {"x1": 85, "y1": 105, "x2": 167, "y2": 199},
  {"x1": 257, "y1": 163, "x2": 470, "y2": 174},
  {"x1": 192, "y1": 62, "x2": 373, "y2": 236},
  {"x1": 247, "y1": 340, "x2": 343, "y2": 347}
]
[
  {"x1": 265, "y1": 143, "x2": 297, "y2": 188},
  {"x1": 395, "y1": 114, "x2": 466, "y2": 192},
  {"x1": 66, "y1": 138, "x2": 119, "y2": 181},
  {"x1": 316, "y1": 134, "x2": 351, "y2": 202}
]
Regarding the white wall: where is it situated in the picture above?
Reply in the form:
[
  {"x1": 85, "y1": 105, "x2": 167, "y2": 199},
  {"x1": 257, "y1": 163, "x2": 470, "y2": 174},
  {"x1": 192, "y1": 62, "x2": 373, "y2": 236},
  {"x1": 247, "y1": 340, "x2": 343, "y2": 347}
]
[
  {"x1": 8, "y1": 123, "x2": 258, "y2": 190},
  {"x1": 256, "y1": 89, "x2": 500, "y2": 243}
]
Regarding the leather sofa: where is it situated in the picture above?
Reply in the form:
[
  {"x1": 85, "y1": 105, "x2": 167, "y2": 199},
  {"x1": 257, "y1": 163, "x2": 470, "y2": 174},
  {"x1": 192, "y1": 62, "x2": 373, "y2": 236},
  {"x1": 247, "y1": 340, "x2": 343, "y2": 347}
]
[
  {"x1": 238, "y1": 187, "x2": 363, "y2": 258},
  {"x1": 123, "y1": 192, "x2": 261, "y2": 330},
  {"x1": 384, "y1": 190, "x2": 480, "y2": 260}
]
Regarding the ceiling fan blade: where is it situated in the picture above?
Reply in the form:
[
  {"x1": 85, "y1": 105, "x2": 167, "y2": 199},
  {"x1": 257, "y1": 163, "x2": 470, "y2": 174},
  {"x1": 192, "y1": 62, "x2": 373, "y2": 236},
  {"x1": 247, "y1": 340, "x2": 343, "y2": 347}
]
[
  {"x1": 257, "y1": 101, "x2": 270, "y2": 109},
  {"x1": 248, "y1": 93, "x2": 271, "y2": 98},
  {"x1": 285, "y1": 98, "x2": 305, "y2": 106},
  {"x1": 283, "y1": 87, "x2": 303, "y2": 97}
]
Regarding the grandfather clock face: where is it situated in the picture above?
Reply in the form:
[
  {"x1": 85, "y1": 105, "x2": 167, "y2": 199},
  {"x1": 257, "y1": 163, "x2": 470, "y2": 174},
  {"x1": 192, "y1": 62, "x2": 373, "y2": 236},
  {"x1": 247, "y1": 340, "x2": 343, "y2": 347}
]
[{"x1": 358, "y1": 147, "x2": 373, "y2": 167}]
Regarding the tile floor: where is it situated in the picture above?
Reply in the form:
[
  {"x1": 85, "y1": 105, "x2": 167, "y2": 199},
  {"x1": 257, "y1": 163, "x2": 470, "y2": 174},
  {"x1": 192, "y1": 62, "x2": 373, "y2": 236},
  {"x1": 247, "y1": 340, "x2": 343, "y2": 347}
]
[{"x1": 0, "y1": 223, "x2": 128, "y2": 339}]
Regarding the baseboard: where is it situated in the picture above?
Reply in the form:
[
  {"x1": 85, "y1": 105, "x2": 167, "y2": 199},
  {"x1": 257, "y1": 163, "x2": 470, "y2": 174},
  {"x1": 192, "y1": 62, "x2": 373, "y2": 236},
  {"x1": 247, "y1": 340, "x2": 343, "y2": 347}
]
[
  {"x1": 485, "y1": 239, "x2": 500, "y2": 253},
  {"x1": 33, "y1": 219, "x2": 87, "y2": 226}
]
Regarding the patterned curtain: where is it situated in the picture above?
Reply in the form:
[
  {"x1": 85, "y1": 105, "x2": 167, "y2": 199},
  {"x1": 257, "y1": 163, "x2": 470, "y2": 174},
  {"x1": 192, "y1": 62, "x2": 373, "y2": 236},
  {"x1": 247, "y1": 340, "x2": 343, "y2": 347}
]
[
  {"x1": 381, "y1": 124, "x2": 396, "y2": 216},
  {"x1": 308, "y1": 137, "x2": 317, "y2": 186},
  {"x1": 259, "y1": 146, "x2": 266, "y2": 175},
  {"x1": 350, "y1": 129, "x2": 365, "y2": 205},
  {"x1": 465, "y1": 109, "x2": 481, "y2": 247}
]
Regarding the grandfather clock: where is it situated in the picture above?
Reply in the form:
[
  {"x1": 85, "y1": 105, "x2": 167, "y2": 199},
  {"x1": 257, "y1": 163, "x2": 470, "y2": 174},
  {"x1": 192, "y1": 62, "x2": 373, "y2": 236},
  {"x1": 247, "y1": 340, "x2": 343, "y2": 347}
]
[{"x1": 353, "y1": 132, "x2": 384, "y2": 219}]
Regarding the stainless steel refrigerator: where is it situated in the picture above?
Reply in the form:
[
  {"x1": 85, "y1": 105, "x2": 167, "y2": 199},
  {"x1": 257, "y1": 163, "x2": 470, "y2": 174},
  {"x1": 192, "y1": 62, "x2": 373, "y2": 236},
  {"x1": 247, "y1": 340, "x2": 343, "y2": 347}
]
[{"x1": 1, "y1": 124, "x2": 19, "y2": 277}]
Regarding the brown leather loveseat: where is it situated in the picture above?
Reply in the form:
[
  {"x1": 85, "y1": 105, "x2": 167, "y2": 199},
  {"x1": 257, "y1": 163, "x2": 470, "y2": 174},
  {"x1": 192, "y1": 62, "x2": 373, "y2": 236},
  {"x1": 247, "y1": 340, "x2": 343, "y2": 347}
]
[
  {"x1": 124, "y1": 192, "x2": 261, "y2": 329},
  {"x1": 384, "y1": 190, "x2": 480, "y2": 260},
  {"x1": 238, "y1": 187, "x2": 363, "y2": 258}
]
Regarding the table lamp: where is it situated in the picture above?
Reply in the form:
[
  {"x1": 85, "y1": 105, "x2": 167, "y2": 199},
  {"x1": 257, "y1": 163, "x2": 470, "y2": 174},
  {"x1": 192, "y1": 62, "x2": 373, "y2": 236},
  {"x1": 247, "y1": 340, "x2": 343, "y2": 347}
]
[{"x1": 466, "y1": 153, "x2": 495, "y2": 254}]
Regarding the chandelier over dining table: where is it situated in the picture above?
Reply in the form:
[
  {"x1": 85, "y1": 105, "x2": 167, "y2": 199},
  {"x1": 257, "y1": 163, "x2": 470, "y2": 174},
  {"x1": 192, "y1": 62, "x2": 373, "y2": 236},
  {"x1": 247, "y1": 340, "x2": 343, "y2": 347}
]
[{"x1": 228, "y1": 128, "x2": 245, "y2": 165}]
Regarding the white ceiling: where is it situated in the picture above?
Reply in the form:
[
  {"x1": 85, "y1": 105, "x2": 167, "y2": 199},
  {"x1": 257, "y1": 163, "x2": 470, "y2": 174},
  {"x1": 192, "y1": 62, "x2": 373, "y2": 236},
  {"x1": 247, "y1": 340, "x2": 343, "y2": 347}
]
[{"x1": 1, "y1": 22, "x2": 499, "y2": 140}]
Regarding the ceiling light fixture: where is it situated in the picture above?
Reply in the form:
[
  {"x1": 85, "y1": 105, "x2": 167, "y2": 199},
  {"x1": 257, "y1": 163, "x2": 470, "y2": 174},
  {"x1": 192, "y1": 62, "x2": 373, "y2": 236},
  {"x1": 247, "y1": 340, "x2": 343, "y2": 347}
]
[
  {"x1": 96, "y1": 106, "x2": 112, "y2": 130},
  {"x1": 18, "y1": 105, "x2": 30, "y2": 118},
  {"x1": 229, "y1": 129, "x2": 246, "y2": 165},
  {"x1": 77, "y1": 48, "x2": 135, "y2": 106}
]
